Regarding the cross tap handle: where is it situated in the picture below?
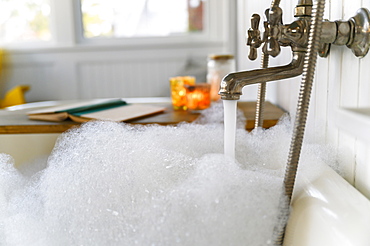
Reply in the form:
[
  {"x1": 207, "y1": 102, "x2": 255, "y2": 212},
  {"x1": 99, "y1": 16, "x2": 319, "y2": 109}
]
[
  {"x1": 247, "y1": 14, "x2": 262, "y2": 60},
  {"x1": 262, "y1": 6, "x2": 282, "y2": 57}
]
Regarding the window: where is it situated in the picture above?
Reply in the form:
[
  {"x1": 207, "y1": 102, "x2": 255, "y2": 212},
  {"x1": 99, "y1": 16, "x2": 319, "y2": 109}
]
[
  {"x1": 0, "y1": 0, "x2": 51, "y2": 44},
  {"x1": 0, "y1": 0, "x2": 230, "y2": 48},
  {"x1": 80, "y1": 0, "x2": 204, "y2": 39}
]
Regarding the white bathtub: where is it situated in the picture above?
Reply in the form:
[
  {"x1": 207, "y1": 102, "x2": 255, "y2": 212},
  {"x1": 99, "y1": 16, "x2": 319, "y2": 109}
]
[
  {"x1": 284, "y1": 164, "x2": 370, "y2": 246},
  {"x1": 0, "y1": 133, "x2": 60, "y2": 168}
]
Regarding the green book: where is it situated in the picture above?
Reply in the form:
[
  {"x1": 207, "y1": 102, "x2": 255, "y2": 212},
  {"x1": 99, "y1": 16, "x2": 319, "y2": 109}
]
[{"x1": 27, "y1": 99, "x2": 166, "y2": 123}]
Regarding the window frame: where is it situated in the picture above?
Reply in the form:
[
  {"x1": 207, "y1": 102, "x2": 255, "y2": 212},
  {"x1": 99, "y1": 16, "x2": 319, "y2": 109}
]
[
  {"x1": 1, "y1": 0, "x2": 233, "y2": 52},
  {"x1": 73, "y1": 0, "x2": 228, "y2": 48},
  {"x1": 78, "y1": 0, "x2": 204, "y2": 40},
  {"x1": 0, "y1": 0, "x2": 53, "y2": 48}
]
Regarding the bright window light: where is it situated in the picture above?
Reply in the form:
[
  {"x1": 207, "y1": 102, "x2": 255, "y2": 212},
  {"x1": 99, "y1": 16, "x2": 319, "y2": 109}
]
[
  {"x1": 0, "y1": 0, "x2": 51, "y2": 43},
  {"x1": 80, "y1": 0, "x2": 204, "y2": 38}
]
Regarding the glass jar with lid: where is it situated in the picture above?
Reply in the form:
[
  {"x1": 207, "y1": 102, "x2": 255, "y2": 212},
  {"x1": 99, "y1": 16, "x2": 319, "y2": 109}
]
[{"x1": 206, "y1": 54, "x2": 236, "y2": 101}]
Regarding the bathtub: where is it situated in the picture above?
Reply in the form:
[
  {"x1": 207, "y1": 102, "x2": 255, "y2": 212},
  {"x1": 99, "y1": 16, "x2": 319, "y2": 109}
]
[
  {"x1": 1, "y1": 101, "x2": 370, "y2": 245},
  {"x1": 284, "y1": 164, "x2": 370, "y2": 246}
]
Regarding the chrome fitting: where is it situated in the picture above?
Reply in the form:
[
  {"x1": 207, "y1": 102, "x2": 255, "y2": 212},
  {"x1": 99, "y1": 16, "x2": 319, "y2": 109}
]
[
  {"x1": 295, "y1": 6, "x2": 312, "y2": 17},
  {"x1": 319, "y1": 8, "x2": 370, "y2": 58},
  {"x1": 334, "y1": 20, "x2": 352, "y2": 45}
]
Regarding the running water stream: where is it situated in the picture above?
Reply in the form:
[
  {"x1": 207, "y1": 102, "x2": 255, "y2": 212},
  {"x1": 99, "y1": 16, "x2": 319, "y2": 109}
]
[{"x1": 223, "y1": 100, "x2": 237, "y2": 158}]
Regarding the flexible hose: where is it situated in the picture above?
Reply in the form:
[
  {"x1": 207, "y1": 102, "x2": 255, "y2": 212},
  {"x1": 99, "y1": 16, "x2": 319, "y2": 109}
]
[
  {"x1": 254, "y1": 54, "x2": 269, "y2": 128},
  {"x1": 285, "y1": 0, "x2": 325, "y2": 203},
  {"x1": 271, "y1": 0, "x2": 281, "y2": 8},
  {"x1": 273, "y1": 0, "x2": 326, "y2": 244},
  {"x1": 255, "y1": 0, "x2": 277, "y2": 129},
  {"x1": 255, "y1": 0, "x2": 285, "y2": 129}
]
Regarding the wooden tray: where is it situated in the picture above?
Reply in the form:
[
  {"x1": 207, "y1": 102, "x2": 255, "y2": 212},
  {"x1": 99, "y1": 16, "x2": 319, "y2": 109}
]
[{"x1": 0, "y1": 101, "x2": 285, "y2": 134}]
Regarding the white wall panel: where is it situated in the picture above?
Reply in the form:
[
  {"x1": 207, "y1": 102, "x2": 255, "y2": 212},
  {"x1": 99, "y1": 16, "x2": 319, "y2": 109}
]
[
  {"x1": 77, "y1": 58, "x2": 187, "y2": 99},
  {"x1": 3, "y1": 62, "x2": 55, "y2": 101},
  {"x1": 310, "y1": 57, "x2": 330, "y2": 144},
  {"x1": 340, "y1": 51, "x2": 361, "y2": 108},
  {"x1": 1, "y1": 46, "x2": 219, "y2": 102},
  {"x1": 358, "y1": 55, "x2": 370, "y2": 107}
]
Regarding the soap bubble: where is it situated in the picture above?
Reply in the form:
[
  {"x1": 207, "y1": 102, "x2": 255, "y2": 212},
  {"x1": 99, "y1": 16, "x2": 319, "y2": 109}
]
[{"x1": 0, "y1": 103, "x2": 339, "y2": 246}]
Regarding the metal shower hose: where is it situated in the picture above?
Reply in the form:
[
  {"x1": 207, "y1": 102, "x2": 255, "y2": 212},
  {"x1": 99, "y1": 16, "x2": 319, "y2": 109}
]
[{"x1": 274, "y1": 0, "x2": 326, "y2": 244}]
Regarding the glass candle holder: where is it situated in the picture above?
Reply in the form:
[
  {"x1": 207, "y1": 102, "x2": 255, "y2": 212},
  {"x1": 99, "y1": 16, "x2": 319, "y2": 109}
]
[
  {"x1": 169, "y1": 76, "x2": 196, "y2": 110},
  {"x1": 185, "y1": 83, "x2": 211, "y2": 110}
]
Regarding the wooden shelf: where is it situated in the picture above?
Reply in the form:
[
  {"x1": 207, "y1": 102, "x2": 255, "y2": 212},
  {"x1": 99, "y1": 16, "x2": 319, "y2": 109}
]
[{"x1": 0, "y1": 100, "x2": 285, "y2": 134}]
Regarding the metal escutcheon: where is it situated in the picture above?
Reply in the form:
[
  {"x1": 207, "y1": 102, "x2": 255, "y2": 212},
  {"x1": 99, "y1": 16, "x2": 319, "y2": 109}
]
[{"x1": 347, "y1": 8, "x2": 370, "y2": 58}]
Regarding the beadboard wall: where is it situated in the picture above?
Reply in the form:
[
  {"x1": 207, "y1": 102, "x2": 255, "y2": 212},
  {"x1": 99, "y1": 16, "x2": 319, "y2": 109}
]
[
  {"x1": 237, "y1": 0, "x2": 370, "y2": 199},
  {"x1": 0, "y1": 45, "x2": 224, "y2": 101}
]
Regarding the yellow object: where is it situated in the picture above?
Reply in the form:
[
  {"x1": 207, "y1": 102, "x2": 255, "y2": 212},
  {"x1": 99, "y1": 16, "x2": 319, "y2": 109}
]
[
  {"x1": 185, "y1": 83, "x2": 211, "y2": 110},
  {"x1": 0, "y1": 85, "x2": 30, "y2": 108},
  {"x1": 169, "y1": 76, "x2": 196, "y2": 110}
]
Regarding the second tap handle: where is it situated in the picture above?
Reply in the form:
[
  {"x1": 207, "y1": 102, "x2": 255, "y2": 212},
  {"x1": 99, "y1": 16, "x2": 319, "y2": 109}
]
[
  {"x1": 251, "y1": 14, "x2": 260, "y2": 30},
  {"x1": 268, "y1": 6, "x2": 283, "y2": 26},
  {"x1": 248, "y1": 47, "x2": 258, "y2": 60},
  {"x1": 247, "y1": 14, "x2": 262, "y2": 61},
  {"x1": 263, "y1": 37, "x2": 281, "y2": 57},
  {"x1": 263, "y1": 6, "x2": 282, "y2": 57}
]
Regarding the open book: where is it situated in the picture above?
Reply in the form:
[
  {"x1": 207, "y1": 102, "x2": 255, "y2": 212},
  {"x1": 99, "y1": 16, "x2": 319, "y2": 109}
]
[{"x1": 27, "y1": 99, "x2": 166, "y2": 123}]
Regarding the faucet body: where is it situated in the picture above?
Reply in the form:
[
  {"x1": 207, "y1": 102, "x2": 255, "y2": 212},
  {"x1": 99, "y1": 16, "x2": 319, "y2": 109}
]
[
  {"x1": 219, "y1": 2, "x2": 370, "y2": 100},
  {"x1": 219, "y1": 51, "x2": 305, "y2": 100},
  {"x1": 220, "y1": 2, "x2": 312, "y2": 100}
]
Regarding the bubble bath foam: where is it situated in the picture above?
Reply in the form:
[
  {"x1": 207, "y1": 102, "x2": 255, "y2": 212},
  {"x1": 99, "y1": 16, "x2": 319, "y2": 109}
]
[{"x1": 0, "y1": 102, "x2": 340, "y2": 246}]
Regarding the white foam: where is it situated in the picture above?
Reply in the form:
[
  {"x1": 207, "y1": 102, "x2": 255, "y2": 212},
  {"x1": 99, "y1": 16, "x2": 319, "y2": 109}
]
[{"x1": 0, "y1": 103, "x2": 339, "y2": 246}]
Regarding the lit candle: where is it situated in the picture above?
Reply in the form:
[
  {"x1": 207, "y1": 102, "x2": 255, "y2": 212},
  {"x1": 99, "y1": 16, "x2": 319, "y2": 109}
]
[
  {"x1": 169, "y1": 76, "x2": 196, "y2": 110},
  {"x1": 185, "y1": 83, "x2": 211, "y2": 110}
]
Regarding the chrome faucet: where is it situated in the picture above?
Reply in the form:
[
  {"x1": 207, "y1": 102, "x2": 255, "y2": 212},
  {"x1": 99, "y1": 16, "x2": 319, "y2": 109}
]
[
  {"x1": 219, "y1": 3, "x2": 370, "y2": 101},
  {"x1": 219, "y1": 51, "x2": 305, "y2": 100},
  {"x1": 219, "y1": 1, "x2": 312, "y2": 100}
]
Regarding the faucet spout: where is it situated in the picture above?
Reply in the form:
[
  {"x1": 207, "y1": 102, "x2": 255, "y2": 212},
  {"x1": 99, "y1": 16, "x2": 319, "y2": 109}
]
[{"x1": 219, "y1": 51, "x2": 305, "y2": 100}]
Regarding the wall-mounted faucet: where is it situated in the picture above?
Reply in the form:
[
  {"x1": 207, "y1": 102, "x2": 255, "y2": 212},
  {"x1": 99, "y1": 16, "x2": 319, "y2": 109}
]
[
  {"x1": 219, "y1": 0, "x2": 313, "y2": 100},
  {"x1": 219, "y1": 4, "x2": 370, "y2": 101}
]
